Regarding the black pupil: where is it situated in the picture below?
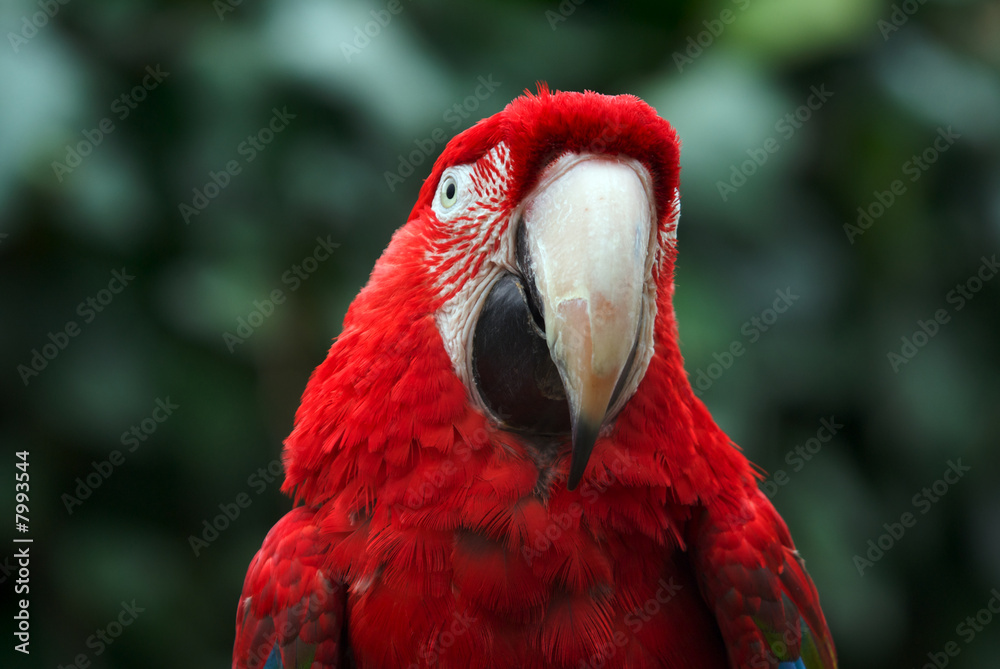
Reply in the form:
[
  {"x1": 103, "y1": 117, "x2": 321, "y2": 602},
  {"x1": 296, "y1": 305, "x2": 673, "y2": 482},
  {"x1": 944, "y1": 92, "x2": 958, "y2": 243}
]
[{"x1": 445, "y1": 181, "x2": 456, "y2": 200}]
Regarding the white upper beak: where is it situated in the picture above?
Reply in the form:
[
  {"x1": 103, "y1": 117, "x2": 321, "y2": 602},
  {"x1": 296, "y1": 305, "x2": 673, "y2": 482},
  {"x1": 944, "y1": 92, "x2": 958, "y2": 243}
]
[{"x1": 521, "y1": 155, "x2": 653, "y2": 489}]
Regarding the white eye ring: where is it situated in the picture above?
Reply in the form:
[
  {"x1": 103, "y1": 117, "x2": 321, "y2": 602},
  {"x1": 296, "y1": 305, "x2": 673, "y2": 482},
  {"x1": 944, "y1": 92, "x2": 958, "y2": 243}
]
[
  {"x1": 431, "y1": 165, "x2": 474, "y2": 220},
  {"x1": 440, "y1": 175, "x2": 459, "y2": 208}
]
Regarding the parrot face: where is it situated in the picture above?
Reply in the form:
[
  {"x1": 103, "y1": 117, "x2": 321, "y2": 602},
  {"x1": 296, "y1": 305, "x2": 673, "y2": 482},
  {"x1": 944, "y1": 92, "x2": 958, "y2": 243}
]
[
  {"x1": 234, "y1": 86, "x2": 836, "y2": 669},
  {"x1": 417, "y1": 88, "x2": 683, "y2": 493},
  {"x1": 433, "y1": 148, "x2": 662, "y2": 489}
]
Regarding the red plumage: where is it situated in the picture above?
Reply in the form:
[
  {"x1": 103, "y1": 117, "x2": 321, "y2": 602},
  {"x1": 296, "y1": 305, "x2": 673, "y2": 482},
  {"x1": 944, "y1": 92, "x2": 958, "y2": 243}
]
[{"x1": 233, "y1": 85, "x2": 836, "y2": 668}]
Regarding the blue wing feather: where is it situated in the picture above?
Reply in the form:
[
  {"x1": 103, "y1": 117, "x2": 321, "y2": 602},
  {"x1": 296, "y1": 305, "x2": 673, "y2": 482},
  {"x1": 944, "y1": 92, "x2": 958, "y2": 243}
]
[{"x1": 263, "y1": 643, "x2": 281, "y2": 669}]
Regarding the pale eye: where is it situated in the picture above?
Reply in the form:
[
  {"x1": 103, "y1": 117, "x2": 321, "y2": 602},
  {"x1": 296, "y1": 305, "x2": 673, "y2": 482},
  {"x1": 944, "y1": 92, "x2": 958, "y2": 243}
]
[{"x1": 440, "y1": 175, "x2": 458, "y2": 208}]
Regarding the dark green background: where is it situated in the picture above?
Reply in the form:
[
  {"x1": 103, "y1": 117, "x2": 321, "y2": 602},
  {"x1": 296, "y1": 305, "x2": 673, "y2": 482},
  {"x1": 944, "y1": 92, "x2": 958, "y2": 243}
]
[{"x1": 2, "y1": 0, "x2": 998, "y2": 667}]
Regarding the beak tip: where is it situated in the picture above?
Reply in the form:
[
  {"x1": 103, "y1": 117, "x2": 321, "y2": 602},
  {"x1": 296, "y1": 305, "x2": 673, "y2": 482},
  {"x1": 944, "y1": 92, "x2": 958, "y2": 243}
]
[{"x1": 566, "y1": 416, "x2": 602, "y2": 491}]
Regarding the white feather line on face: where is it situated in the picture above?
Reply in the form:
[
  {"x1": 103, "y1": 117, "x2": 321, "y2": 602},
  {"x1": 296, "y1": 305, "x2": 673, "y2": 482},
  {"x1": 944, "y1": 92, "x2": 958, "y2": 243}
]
[{"x1": 431, "y1": 143, "x2": 517, "y2": 409}]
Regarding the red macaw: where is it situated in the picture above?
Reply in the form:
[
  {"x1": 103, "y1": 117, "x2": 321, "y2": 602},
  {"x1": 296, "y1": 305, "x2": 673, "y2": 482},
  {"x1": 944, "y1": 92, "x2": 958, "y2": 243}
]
[{"x1": 233, "y1": 85, "x2": 836, "y2": 669}]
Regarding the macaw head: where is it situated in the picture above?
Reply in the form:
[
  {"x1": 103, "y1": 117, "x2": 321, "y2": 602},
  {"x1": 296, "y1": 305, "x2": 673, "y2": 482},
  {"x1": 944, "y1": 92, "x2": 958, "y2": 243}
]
[{"x1": 284, "y1": 85, "x2": 692, "y2": 505}]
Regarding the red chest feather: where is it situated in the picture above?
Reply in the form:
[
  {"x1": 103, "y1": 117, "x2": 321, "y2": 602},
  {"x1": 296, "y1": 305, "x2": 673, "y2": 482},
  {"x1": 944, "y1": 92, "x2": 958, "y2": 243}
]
[{"x1": 316, "y1": 436, "x2": 728, "y2": 669}]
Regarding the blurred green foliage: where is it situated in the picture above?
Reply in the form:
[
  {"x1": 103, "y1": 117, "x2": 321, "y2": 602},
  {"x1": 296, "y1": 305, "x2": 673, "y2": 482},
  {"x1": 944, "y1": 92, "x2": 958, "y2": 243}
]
[{"x1": 1, "y1": 0, "x2": 999, "y2": 667}]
